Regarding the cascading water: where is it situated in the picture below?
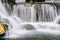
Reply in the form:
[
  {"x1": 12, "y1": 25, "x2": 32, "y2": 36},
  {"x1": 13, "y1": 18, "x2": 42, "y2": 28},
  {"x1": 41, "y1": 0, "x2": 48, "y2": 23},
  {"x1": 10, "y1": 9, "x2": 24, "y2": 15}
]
[
  {"x1": 35, "y1": 4, "x2": 57, "y2": 22},
  {"x1": 0, "y1": 0, "x2": 60, "y2": 39},
  {"x1": 45, "y1": 0, "x2": 60, "y2": 2},
  {"x1": 12, "y1": 5, "x2": 33, "y2": 22},
  {"x1": 12, "y1": 4, "x2": 57, "y2": 22},
  {"x1": 0, "y1": 0, "x2": 22, "y2": 37},
  {"x1": 4, "y1": 4, "x2": 60, "y2": 38}
]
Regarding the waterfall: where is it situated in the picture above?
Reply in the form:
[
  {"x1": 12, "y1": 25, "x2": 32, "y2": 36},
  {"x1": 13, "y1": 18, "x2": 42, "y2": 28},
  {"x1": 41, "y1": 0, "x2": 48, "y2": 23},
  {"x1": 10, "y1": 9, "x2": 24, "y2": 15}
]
[
  {"x1": 45, "y1": 0, "x2": 60, "y2": 2},
  {"x1": 4, "y1": 3, "x2": 60, "y2": 38},
  {"x1": 15, "y1": 0, "x2": 25, "y2": 3},
  {"x1": 0, "y1": 0, "x2": 60, "y2": 38},
  {"x1": 0, "y1": 2, "x2": 8, "y2": 16},
  {"x1": 0, "y1": 0, "x2": 23, "y2": 37},
  {"x1": 12, "y1": 4, "x2": 32, "y2": 22},
  {"x1": 13, "y1": 4, "x2": 57, "y2": 22},
  {"x1": 35, "y1": 4, "x2": 57, "y2": 22}
]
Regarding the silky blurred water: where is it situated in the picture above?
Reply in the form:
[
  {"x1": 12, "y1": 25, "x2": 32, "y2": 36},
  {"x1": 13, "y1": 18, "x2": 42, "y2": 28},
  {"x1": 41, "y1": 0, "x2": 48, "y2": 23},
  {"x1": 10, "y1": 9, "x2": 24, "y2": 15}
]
[{"x1": 0, "y1": 0, "x2": 60, "y2": 40}]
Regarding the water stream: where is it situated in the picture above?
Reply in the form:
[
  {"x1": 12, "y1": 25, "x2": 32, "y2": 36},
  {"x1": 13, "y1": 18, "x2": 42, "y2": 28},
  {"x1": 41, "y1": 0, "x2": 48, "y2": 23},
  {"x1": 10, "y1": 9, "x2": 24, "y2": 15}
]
[{"x1": 0, "y1": 0, "x2": 60, "y2": 39}]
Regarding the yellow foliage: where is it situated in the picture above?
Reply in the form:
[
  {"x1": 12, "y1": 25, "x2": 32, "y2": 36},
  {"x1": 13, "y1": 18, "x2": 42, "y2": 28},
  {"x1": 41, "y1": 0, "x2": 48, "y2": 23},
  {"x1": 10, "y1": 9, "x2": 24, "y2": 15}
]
[{"x1": 0, "y1": 24, "x2": 6, "y2": 35}]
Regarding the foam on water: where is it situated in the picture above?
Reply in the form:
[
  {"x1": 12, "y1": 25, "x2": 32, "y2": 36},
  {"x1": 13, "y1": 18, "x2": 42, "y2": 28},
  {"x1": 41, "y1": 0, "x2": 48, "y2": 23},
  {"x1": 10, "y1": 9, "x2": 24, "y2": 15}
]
[{"x1": 0, "y1": 0, "x2": 60, "y2": 38}]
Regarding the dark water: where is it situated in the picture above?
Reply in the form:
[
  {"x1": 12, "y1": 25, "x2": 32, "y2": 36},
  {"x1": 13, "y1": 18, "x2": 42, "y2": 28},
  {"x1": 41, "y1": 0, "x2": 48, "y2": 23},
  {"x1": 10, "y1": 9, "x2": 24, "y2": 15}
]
[{"x1": 0, "y1": 34, "x2": 60, "y2": 40}]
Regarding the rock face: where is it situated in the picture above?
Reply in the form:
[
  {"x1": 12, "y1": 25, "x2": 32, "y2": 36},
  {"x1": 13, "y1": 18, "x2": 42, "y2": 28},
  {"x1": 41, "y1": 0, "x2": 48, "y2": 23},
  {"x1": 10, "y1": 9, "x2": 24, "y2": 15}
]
[{"x1": 23, "y1": 24, "x2": 35, "y2": 30}]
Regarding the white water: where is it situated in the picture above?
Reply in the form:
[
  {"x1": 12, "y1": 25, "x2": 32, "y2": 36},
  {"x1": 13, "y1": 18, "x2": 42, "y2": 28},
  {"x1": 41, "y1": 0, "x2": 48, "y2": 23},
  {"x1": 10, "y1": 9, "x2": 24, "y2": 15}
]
[
  {"x1": 45, "y1": 0, "x2": 60, "y2": 2},
  {"x1": 0, "y1": 0, "x2": 60, "y2": 38},
  {"x1": 35, "y1": 4, "x2": 57, "y2": 22}
]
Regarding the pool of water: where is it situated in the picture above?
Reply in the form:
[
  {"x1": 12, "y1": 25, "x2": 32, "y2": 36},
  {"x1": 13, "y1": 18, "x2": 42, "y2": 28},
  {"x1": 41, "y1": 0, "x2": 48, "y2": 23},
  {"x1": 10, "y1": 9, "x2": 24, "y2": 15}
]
[{"x1": 0, "y1": 35, "x2": 60, "y2": 40}]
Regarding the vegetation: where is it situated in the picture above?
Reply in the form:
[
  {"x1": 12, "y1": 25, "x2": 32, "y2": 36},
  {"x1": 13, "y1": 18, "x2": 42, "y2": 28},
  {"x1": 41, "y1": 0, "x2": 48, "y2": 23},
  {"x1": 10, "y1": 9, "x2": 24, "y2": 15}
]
[
  {"x1": 0, "y1": 24, "x2": 8, "y2": 37},
  {"x1": 0, "y1": 24, "x2": 6, "y2": 35}
]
